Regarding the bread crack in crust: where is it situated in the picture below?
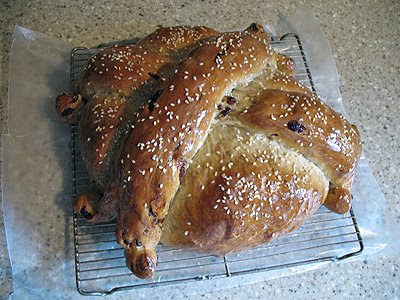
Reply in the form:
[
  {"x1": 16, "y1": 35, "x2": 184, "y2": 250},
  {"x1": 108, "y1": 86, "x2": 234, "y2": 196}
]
[{"x1": 55, "y1": 24, "x2": 361, "y2": 279}]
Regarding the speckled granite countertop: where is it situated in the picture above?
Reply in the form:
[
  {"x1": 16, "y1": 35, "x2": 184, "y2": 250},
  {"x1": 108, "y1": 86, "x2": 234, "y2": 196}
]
[{"x1": 0, "y1": 0, "x2": 399, "y2": 299}]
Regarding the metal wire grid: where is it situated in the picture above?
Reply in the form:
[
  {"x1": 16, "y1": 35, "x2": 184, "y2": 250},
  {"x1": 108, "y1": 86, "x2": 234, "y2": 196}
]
[{"x1": 70, "y1": 33, "x2": 364, "y2": 296}]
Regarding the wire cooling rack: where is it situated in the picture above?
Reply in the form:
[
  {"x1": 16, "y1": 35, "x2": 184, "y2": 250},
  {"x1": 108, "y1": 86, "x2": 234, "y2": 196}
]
[{"x1": 70, "y1": 33, "x2": 364, "y2": 296}]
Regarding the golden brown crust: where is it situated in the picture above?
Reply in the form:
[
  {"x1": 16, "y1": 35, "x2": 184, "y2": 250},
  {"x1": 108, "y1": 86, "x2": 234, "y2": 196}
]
[
  {"x1": 263, "y1": 71, "x2": 313, "y2": 95},
  {"x1": 162, "y1": 124, "x2": 328, "y2": 254},
  {"x1": 71, "y1": 46, "x2": 174, "y2": 195},
  {"x1": 78, "y1": 94, "x2": 130, "y2": 190},
  {"x1": 75, "y1": 26, "x2": 219, "y2": 194},
  {"x1": 323, "y1": 186, "x2": 352, "y2": 214},
  {"x1": 230, "y1": 80, "x2": 361, "y2": 215},
  {"x1": 234, "y1": 89, "x2": 362, "y2": 188},
  {"x1": 71, "y1": 26, "x2": 219, "y2": 220},
  {"x1": 110, "y1": 24, "x2": 273, "y2": 276},
  {"x1": 221, "y1": 67, "x2": 361, "y2": 214},
  {"x1": 137, "y1": 26, "x2": 219, "y2": 60},
  {"x1": 78, "y1": 45, "x2": 172, "y2": 99},
  {"x1": 276, "y1": 53, "x2": 295, "y2": 76}
]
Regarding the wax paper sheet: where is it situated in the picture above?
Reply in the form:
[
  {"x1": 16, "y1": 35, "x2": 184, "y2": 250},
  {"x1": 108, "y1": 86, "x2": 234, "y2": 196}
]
[{"x1": 2, "y1": 7, "x2": 399, "y2": 299}]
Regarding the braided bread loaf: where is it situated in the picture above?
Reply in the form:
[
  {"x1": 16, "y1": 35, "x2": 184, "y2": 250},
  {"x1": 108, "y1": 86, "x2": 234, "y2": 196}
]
[{"x1": 55, "y1": 24, "x2": 361, "y2": 279}]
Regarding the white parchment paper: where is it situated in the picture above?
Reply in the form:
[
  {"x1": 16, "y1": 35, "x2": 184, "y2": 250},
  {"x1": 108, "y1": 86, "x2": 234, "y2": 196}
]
[{"x1": 2, "y1": 8, "x2": 399, "y2": 299}]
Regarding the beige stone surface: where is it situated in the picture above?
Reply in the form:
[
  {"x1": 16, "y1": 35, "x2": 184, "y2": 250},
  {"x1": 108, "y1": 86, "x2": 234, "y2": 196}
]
[{"x1": 0, "y1": 0, "x2": 399, "y2": 298}]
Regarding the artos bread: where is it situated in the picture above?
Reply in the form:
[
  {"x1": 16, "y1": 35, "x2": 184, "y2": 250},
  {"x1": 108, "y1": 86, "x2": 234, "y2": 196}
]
[{"x1": 55, "y1": 24, "x2": 361, "y2": 279}]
